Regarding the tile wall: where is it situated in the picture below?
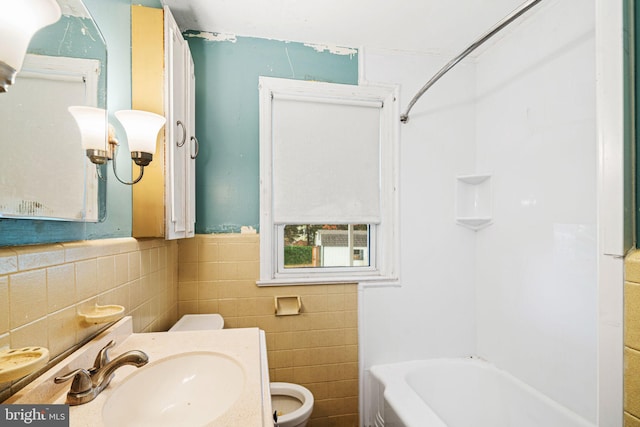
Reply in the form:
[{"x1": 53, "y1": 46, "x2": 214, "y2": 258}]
[
  {"x1": 625, "y1": 251, "x2": 640, "y2": 426},
  {"x1": 0, "y1": 237, "x2": 178, "y2": 402},
  {"x1": 177, "y1": 234, "x2": 359, "y2": 427}
]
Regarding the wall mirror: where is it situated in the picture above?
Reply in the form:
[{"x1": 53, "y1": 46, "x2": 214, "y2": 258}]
[{"x1": 0, "y1": 0, "x2": 107, "y2": 222}]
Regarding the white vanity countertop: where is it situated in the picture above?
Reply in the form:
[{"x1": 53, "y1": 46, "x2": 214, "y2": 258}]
[{"x1": 6, "y1": 317, "x2": 273, "y2": 427}]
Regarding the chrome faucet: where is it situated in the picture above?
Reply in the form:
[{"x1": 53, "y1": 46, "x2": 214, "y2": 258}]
[{"x1": 54, "y1": 340, "x2": 149, "y2": 405}]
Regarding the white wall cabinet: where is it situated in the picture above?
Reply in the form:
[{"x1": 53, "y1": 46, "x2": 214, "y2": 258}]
[
  {"x1": 164, "y1": 6, "x2": 196, "y2": 239},
  {"x1": 131, "y1": 5, "x2": 196, "y2": 239}
]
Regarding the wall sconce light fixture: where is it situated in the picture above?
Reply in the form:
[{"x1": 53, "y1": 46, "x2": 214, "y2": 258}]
[
  {"x1": 68, "y1": 106, "x2": 166, "y2": 185},
  {"x1": 0, "y1": 0, "x2": 62, "y2": 92},
  {"x1": 68, "y1": 106, "x2": 109, "y2": 165}
]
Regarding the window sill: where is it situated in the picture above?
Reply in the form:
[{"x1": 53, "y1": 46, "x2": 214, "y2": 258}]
[{"x1": 256, "y1": 274, "x2": 398, "y2": 287}]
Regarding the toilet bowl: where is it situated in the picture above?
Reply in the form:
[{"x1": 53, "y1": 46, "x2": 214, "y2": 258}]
[
  {"x1": 271, "y1": 382, "x2": 314, "y2": 427},
  {"x1": 169, "y1": 313, "x2": 224, "y2": 331},
  {"x1": 169, "y1": 314, "x2": 313, "y2": 427}
]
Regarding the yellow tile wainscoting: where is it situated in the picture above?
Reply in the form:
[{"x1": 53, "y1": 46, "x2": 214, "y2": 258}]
[
  {"x1": 625, "y1": 251, "x2": 640, "y2": 425},
  {"x1": 1, "y1": 234, "x2": 358, "y2": 426},
  {"x1": 0, "y1": 237, "x2": 178, "y2": 402},
  {"x1": 178, "y1": 234, "x2": 359, "y2": 427}
]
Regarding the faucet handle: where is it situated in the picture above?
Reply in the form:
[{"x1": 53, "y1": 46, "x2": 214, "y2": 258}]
[
  {"x1": 91, "y1": 340, "x2": 116, "y2": 372},
  {"x1": 54, "y1": 368, "x2": 92, "y2": 394}
]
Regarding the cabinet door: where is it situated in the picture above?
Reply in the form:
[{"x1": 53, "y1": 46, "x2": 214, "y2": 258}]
[
  {"x1": 186, "y1": 47, "x2": 196, "y2": 238},
  {"x1": 164, "y1": 7, "x2": 188, "y2": 239}
]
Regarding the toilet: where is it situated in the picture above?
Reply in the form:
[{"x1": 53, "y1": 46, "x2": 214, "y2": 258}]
[
  {"x1": 168, "y1": 314, "x2": 314, "y2": 427},
  {"x1": 270, "y1": 382, "x2": 314, "y2": 427},
  {"x1": 169, "y1": 313, "x2": 224, "y2": 331}
]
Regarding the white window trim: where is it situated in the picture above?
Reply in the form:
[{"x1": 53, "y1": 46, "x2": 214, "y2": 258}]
[
  {"x1": 257, "y1": 76, "x2": 399, "y2": 286},
  {"x1": 275, "y1": 225, "x2": 379, "y2": 277}
]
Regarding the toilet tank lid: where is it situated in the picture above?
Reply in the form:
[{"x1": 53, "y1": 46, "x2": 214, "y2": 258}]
[{"x1": 169, "y1": 314, "x2": 224, "y2": 331}]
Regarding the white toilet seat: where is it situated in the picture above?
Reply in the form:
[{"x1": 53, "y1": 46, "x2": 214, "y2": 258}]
[{"x1": 270, "y1": 382, "x2": 314, "y2": 426}]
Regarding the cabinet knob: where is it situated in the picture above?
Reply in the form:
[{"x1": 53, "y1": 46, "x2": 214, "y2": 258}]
[{"x1": 176, "y1": 120, "x2": 187, "y2": 147}]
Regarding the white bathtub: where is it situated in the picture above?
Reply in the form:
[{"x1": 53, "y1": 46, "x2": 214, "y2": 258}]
[{"x1": 369, "y1": 358, "x2": 595, "y2": 427}]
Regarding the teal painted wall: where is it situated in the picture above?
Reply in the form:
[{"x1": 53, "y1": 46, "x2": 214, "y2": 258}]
[
  {"x1": 185, "y1": 33, "x2": 359, "y2": 233},
  {"x1": 0, "y1": 0, "x2": 133, "y2": 246},
  {"x1": 133, "y1": 0, "x2": 162, "y2": 7},
  {"x1": 0, "y1": 4, "x2": 359, "y2": 245}
]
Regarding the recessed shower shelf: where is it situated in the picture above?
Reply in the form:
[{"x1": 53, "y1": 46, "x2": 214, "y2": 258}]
[
  {"x1": 456, "y1": 217, "x2": 493, "y2": 230},
  {"x1": 456, "y1": 174, "x2": 491, "y2": 185},
  {"x1": 455, "y1": 174, "x2": 493, "y2": 231}
]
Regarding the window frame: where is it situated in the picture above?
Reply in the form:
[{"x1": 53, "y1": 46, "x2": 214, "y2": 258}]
[
  {"x1": 258, "y1": 76, "x2": 399, "y2": 285},
  {"x1": 277, "y1": 224, "x2": 378, "y2": 273}
]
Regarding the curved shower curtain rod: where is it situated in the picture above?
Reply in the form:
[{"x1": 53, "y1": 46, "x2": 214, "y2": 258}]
[{"x1": 400, "y1": 0, "x2": 544, "y2": 124}]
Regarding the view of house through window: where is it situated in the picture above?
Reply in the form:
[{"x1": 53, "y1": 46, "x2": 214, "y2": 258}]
[{"x1": 283, "y1": 224, "x2": 370, "y2": 268}]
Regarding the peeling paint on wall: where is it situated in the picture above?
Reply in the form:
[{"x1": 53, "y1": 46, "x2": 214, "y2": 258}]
[
  {"x1": 183, "y1": 30, "x2": 358, "y2": 61},
  {"x1": 303, "y1": 43, "x2": 358, "y2": 57},
  {"x1": 184, "y1": 31, "x2": 238, "y2": 43},
  {"x1": 185, "y1": 34, "x2": 358, "y2": 234}
]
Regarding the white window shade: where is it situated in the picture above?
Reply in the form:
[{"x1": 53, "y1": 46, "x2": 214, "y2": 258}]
[
  {"x1": 259, "y1": 77, "x2": 399, "y2": 285},
  {"x1": 271, "y1": 95, "x2": 382, "y2": 224}
]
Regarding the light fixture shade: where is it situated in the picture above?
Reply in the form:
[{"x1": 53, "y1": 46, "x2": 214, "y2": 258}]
[
  {"x1": 115, "y1": 110, "x2": 166, "y2": 155},
  {"x1": 0, "y1": 0, "x2": 61, "y2": 72},
  {"x1": 68, "y1": 106, "x2": 108, "y2": 151}
]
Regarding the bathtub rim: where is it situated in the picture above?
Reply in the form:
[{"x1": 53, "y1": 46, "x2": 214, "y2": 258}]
[
  {"x1": 369, "y1": 357, "x2": 596, "y2": 427},
  {"x1": 370, "y1": 359, "x2": 449, "y2": 427}
]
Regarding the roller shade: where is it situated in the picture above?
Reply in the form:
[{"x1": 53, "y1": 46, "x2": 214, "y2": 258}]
[{"x1": 271, "y1": 94, "x2": 382, "y2": 224}]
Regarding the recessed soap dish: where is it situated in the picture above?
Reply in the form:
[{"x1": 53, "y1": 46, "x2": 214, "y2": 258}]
[
  {"x1": 79, "y1": 304, "x2": 125, "y2": 324},
  {"x1": 0, "y1": 346, "x2": 50, "y2": 383}
]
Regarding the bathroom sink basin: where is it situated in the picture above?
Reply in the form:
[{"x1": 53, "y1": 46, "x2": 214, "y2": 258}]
[{"x1": 102, "y1": 351, "x2": 245, "y2": 427}]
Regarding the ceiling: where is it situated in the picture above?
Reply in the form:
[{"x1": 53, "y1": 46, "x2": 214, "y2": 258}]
[{"x1": 161, "y1": 0, "x2": 540, "y2": 55}]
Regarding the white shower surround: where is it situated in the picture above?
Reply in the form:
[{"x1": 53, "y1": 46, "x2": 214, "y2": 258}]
[
  {"x1": 474, "y1": 0, "x2": 597, "y2": 420},
  {"x1": 360, "y1": 0, "x2": 623, "y2": 425}
]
